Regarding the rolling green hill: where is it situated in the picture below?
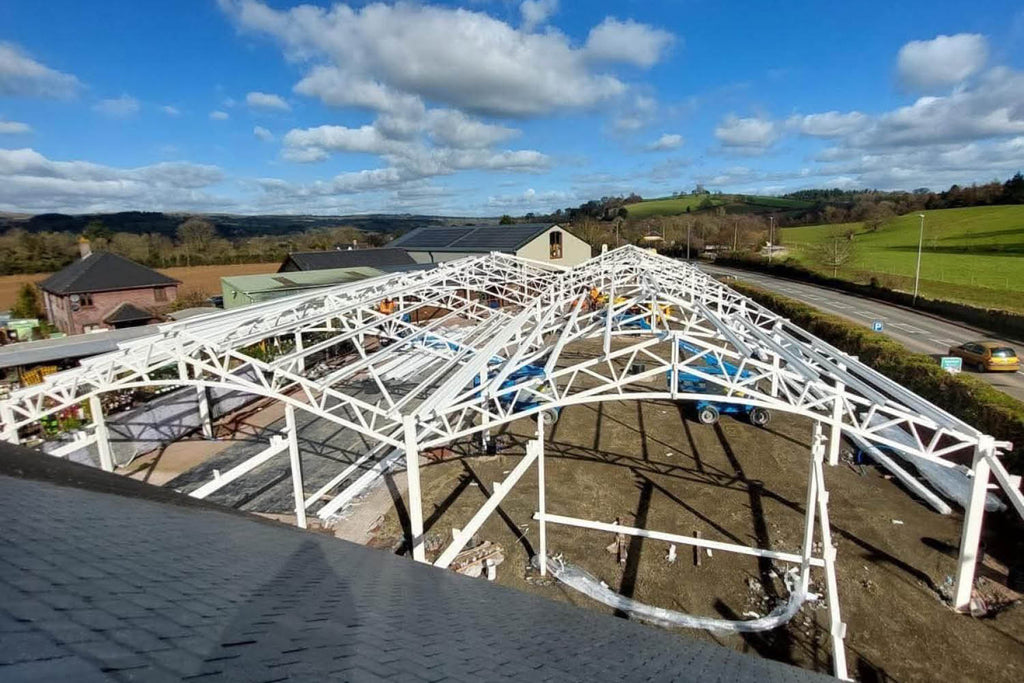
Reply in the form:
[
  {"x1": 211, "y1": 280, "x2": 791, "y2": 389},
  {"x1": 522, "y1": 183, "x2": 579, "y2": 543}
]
[
  {"x1": 780, "y1": 205, "x2": 1024, "y2": 310},
  {"x1": 624, "y1": 194, "x2": 813, "y2": 218}
]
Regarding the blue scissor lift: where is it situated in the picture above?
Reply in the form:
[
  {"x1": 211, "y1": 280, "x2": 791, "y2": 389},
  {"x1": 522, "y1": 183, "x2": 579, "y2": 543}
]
[{"x1": 668, "y1": 341, "x2": 771, "y2": 427}]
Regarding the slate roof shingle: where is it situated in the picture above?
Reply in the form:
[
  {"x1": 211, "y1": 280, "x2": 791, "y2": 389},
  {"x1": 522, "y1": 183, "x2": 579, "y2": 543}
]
[
  {"x1": 0, "y1": 442, "x2": 830, "y2": 683},
  {"x1": 38, "y1": 252, "x2": 179, "y2": 295},
  {"x1": 279, "y1": 248, "x2": 416, "y2": 272},
  {"x1": 102, "y1": 302, "x2": 154, "y2": 325}
]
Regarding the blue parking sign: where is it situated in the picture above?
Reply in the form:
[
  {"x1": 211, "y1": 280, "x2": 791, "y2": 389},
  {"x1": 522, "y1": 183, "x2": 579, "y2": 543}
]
[{"x1": 872, "y1": 320, "x2": 884, "y2": 332}]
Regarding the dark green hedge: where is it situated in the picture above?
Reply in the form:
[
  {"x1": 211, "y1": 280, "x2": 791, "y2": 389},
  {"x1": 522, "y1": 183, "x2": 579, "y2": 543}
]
[
  {"x1": 730, "y1": 281, "x2": 1024, "y2": 474},
  {"x1": 715, "y1": 255, "x2": 1024, "y2": 340}
]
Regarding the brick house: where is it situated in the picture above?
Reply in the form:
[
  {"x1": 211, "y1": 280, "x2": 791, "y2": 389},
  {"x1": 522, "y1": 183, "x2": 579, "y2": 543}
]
[{"x1": 38, "y1": 243, "x2": 179, "y2": 335}]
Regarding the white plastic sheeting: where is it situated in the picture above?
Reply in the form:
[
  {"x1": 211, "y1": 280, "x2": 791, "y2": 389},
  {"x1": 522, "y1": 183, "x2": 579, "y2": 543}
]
[
  {"x1": 531, "y1": 554, "x2": 811, "y2": 634},
  {"x1": 863, "y1": 415, "x2": 1004, "y2": 512}
]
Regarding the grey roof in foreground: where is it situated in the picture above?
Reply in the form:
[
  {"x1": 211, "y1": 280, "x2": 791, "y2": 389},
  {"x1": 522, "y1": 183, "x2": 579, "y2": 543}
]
[
  {"x1": 0, "y1": 444, "x2": 828, "y2": 683},
  {"x1": 280, "y1": 248, "x2": 416, "y2": 272},
  {"x1": 390, "y1": 223, "x2": 556, "y2": 253},
  {"x1": 38, "y1": 252, "x2": 179, "y2": 295},
  {"x1": 0, "y1": 324, "x2": 163, "y2": 369}
]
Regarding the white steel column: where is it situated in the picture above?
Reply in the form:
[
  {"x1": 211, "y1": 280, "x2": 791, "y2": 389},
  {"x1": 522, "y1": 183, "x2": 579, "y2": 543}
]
[
  {"x1": 1, "y1": 403, "x2": 19, "y2": 444},
  {"x1": 537, "y1": 412, "x2": 547, "y2": 576},
  {"x1": 88, "y1": 394, "x2": 113, "y2": 472},
  {"x1": 294, "y1": 332, "x2": 305, "y2": 374},
  {"x1": 196, "y1": 386, "x2": 213, "y2": 439},
  {"x1": 404, "y1": 416, "x2": 426, "y2": 562},
  {"x1": 811, "y1": 421, "x2": 848, "y2": 680},
  {"x1": 285, "y1": 404, "x2": 307, "y2": 529},
  {"x1": 828, "y1": 383, "x2": 844, "y2": 466},
  {"x1": 953, "y1": 435, "x2": 995, "y2": 611},
  {"x1": 798, "y1": 423, "x2": 822, "y2": 593},
  {"x1": 770, "y1": 331, "x2": 782, "y2": 398}
]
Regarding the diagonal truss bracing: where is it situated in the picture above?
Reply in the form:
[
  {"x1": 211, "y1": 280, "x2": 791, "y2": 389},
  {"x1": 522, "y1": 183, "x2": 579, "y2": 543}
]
[{"x1": 1, "y1": 245, "x2": 1020, "y2": 680}]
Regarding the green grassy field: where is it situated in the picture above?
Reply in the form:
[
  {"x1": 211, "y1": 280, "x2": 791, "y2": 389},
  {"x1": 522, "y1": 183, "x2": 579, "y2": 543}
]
[
  {"x1": 780, "y1": 205, "x2": 1024, "y2": 311},
  {"x1": 625, "y1": 194, "x2": 811, "y2": 218},
  {"x1": 623, "y1": 195, "x2": 723, "y2": 218}
]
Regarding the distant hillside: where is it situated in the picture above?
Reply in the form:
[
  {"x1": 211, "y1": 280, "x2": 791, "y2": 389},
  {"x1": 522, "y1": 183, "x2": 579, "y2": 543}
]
[
  {"x1": 624, "y1": 194, "x2": 815, "y2": 220},
  {"x1": 779, "y1": 204, "x2": 1024, "y2": 310},
  {"x1": 0, "y1": 211, "x2": 479, "y2": 238}
]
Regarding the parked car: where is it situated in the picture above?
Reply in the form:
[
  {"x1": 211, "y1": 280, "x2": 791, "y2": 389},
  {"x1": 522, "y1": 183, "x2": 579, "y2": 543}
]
[{"x1": 947, "y1": 341, "x2": 1020, "y2": 372}]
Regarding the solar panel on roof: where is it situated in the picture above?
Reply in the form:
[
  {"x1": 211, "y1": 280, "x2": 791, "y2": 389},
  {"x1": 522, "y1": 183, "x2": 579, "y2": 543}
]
[
  {"x1": 449, "y1": 225, "x2": 548, "y2": 250},
  {"x1": 394, "y1": 228, "x2": 473, "y2": 249}
]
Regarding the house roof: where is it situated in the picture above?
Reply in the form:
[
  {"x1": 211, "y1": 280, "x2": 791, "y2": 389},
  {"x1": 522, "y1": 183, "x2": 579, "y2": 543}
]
[
  {"x1": 224, "y1": 263, "x2": 432, "y2": 296},
  {"x1": 279, "y1": 247, "x2": 415, "y2": 272},
  {"x1": 38, "y1": 252, "x2": 179, "y2": 295},
  {"x1": 102, "y1": 302, "x2": 153, "y2": 325},
  {"x1": 0, "y1": 442, "x2": 830, "y2": 683},
  {"x1": 0, "y1": 324, "x2": 163, "y2": 369},
  {"x1": 390, "y1": 223, "x2": 558, "y2": 253}
]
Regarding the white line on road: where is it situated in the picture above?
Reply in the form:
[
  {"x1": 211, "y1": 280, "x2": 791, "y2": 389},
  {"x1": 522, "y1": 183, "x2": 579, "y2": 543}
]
[{"x1": 890, "y1": 322, "x2": 927, "y2": 334}]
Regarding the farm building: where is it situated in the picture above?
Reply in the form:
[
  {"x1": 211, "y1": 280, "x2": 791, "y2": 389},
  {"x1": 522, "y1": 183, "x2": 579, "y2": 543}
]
[
  {"x1": 221, "y1": 263, "x2": 431, "y2": 309},
  {"x1": 389, "y1": 223, "x2": 591, "y2": 266},
  {"x1": 38, "y1": 241, "x2": 178, "y2": 335},
  {"x1": 277, "y1": 247, "x2": 416, "y2": 273}
]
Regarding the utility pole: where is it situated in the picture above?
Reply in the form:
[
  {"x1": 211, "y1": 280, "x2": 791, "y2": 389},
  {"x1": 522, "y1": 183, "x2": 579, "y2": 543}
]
[
  {"x1": 768, "y1": 215, "x2": 775, "y2": 263},
  {"x1": 913, "y1": 213, "x2": 925, "y2": 304},
  {"x1": 686, "y1": 223, "x2": 691, "y2": 260},
  {"x1": 733, "y1": 219, "x2": 739, "y2": 251}
]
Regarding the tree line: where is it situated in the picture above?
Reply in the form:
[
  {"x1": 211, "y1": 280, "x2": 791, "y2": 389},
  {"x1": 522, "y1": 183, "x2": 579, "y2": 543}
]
[{"x1": 0, "y1": 218, "x2": 390, "y2": 275}]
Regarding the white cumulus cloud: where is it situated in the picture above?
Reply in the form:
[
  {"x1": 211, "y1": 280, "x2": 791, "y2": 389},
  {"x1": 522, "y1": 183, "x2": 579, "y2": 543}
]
[
  {"x1": 714, "y1": 115, "x2": 780, "y2": 152},
  {"x1": 0, "y1": 148, "x2": 229, "y2": 213},
  {"x1": 246, "y1": 91, "x2": 290, "y2": 111},
  {"x1": 897, "y1": 33, "x2": 988, "y2": 90},
  {"x1": 520, "y1": 0, "x2": 558, "y2": 31},
  {"x1": 0, "y1": 42, "x2": 81, "y2": 98},
  {"x1": 162, "y1": 105, "x2": 181, "y2": 116},
  {"x1": 787, "y1": 111, "x2": 868, "y2": 137},
  {"x1": 584, "y1": 17, "x2": 675, "y2": 69},
  {"x1": 0, "y1": 119, "x2": 31, "y2": 134},
  {"x1": 645, "y1": 133, "x2": 683, "y2": 151},
  {"x1": 219, "y1": 0, "x2": 636, "y2": 117},
  {"x1": 253, "y1": 125, "x2": 274, "y2": 141},
  {"x1": 210, "y1": 110, "x2": 230, "y2": 120},
  {"x1": 92, "y1": 94, "x2": 140, "y2": 118}
]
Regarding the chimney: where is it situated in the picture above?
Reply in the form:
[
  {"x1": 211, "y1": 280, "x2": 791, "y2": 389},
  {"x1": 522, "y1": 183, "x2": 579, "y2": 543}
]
[{"x1": 79, "y1": 237, "x2": 92, "y2": 259}]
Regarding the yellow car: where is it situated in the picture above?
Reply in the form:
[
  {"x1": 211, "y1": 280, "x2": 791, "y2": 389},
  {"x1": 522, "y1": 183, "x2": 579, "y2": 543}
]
[{"x1": 947, "y1": 341, "x2": 1020, "y2": 372}]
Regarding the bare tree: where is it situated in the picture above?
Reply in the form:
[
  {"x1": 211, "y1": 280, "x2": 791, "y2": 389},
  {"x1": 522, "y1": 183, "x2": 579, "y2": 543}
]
[
  {"x1": 176, "y1": 217, "x2": 216, "y2": 267},
  {"x1": 814, "y1": 235, "x2": 856, "y2": 277}
]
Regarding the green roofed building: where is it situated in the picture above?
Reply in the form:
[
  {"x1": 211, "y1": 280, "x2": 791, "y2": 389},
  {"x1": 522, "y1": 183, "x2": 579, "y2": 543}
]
[{"x1": 220, "y1": 264, "x2": 432, "y2": 310}]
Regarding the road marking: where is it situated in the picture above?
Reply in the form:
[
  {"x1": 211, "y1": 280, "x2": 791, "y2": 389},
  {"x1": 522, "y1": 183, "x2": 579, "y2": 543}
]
[
  {"x1": 935, "y1": 338, "x2": 959, "y2": 346},
  {"x1": 853, "y1": 310, "x2": 877, "y2": 318},
  {"x1": 890, "y1": 322, "x2": 927, "y2": 334}
]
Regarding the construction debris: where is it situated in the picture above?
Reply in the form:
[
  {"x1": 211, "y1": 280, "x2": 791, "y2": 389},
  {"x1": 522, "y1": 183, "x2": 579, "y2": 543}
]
[
  {"x1": 604, "y1": 518, "x2": 629, "y2": 565},
  {"x1": 450, "y1": 541, "x2": 505, "y2": 580},
  {"x1": 666, "y1": 544, "x2": 677, "y2": 564}
]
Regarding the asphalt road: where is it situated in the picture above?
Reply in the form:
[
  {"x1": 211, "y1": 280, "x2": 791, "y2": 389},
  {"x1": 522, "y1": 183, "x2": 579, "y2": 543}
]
[{"x1": 698, "y1": 262, "x2": 1024, "y2": 402}]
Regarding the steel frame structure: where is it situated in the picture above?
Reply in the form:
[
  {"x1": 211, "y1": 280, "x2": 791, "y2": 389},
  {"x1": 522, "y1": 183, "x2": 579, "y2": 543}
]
[{"x1": 2, "y1": 245, "x2": 1022, "y2": 679}]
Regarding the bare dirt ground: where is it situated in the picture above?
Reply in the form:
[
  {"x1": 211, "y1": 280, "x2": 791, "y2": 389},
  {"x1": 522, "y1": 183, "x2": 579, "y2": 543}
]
[
  {"x1": 0, "y1": 262, "x2": 278, "y2": 309},
  {"x1": 374, "y1": 398, "x2": 1024, "y2": 681}
]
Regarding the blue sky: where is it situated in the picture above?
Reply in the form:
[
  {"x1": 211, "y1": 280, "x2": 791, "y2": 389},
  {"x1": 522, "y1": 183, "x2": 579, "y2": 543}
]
[{"x1": 1, "y1": 0, "x2": 1022, "y2": 215}]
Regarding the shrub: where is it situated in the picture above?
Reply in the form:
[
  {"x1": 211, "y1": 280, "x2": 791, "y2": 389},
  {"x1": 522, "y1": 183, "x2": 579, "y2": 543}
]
[{"x1": 730, "y1": 281, "x2": 1024, "y2": 474}]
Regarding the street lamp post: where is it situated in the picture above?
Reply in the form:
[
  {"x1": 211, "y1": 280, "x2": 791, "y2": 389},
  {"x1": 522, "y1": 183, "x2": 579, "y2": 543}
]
[
  {"x1": 686, "y1": 224, "x2": 691, "y2": 260},
  {"x1": 913, "y1": 213, "x2": 925, "y2": 304},
  {"x1": 768, "y1": 215, "x2": 775, "y2": 263}
]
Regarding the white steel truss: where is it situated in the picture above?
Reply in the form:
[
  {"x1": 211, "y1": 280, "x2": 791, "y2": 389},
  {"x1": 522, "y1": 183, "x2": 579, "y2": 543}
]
[{"x1": 2, "y1": 245, "x2": 1021, "y2": 680}]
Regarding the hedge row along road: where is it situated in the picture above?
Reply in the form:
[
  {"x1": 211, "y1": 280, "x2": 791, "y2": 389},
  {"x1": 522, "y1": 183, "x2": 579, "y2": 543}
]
[{"x1": 698, "y1": 261, "x2": 1024, "y2": 402}]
